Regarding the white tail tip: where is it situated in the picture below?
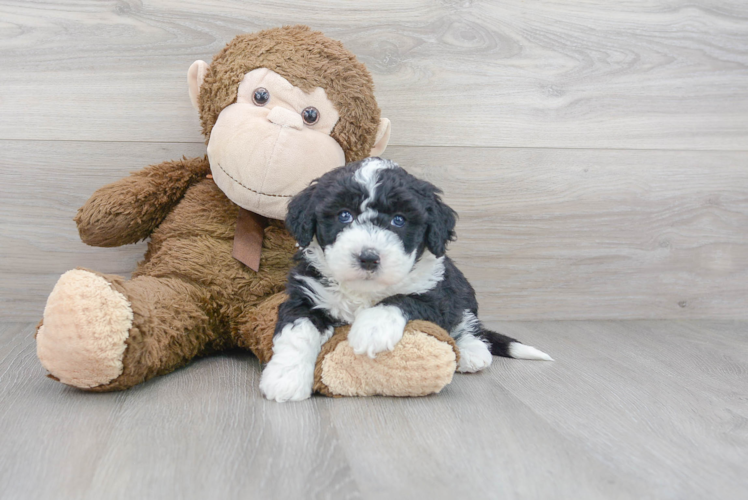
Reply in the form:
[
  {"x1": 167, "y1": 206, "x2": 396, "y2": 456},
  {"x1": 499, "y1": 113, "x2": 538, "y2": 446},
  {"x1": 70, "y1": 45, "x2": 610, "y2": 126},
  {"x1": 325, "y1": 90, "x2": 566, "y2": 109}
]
[{"x1": 509, "y1": 342, "x2": 554, "y2": 361}]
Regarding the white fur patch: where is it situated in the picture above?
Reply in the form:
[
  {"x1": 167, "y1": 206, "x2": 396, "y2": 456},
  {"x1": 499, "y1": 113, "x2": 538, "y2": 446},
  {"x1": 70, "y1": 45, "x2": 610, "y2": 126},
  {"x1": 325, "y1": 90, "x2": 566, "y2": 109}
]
[
  {"x1": 259, "y1": 318, "x2": 330, "y2": 402},
  {"x1": 353, "y1": 157, "x2": 395, "y2": 211},
  {"x1": 456, "y1": 333, "x2": 493, "y2": 373},
  {"x1": 451, "y1": 310, "x2": 481, "y2": 339},
  {"x1": 348, "y1": 305, "x2": 407, "y2": 358},
  {"x1": 298, "y1": 243, "x2": 444, "y2": 324},
  {"x1": 509, "y1": 342, "x2": 554, "y2": 361},
  {"x1": 323, "y1": 222, "x2": 415, "y2": 288},
  {"x1": 357, "y1": 207, "x2": 379, "y2": 223}
]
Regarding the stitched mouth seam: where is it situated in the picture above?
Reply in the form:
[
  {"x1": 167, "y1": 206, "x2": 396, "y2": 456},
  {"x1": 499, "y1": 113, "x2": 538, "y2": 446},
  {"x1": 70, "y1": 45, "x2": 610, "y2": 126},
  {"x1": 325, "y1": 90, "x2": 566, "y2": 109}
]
[{"x1": 216, "y1": 162, "x2": 294, "y2": 198}]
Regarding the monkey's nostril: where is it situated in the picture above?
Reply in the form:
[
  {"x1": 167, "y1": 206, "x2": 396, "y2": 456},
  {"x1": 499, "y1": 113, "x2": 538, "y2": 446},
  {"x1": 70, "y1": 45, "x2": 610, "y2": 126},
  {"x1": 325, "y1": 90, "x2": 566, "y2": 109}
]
[
  {"x1": 266, "y1": 106, "x2": 303, "y2": 130},
  {"x1": 358, "y1": 249, "x2": 380, "y2": 271}
]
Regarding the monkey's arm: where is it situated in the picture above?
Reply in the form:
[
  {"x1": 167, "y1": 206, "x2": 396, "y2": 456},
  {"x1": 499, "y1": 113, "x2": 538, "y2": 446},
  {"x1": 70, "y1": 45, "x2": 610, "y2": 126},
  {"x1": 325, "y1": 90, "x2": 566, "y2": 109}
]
[{"x1": 75, "y1": 156, "x2": 210, "y2": 247}]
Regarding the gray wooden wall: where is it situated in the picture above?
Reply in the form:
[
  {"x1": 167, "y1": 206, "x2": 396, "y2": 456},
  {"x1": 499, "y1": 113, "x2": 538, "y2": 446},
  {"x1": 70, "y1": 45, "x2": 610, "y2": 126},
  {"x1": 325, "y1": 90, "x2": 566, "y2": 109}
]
[{"x1": 1, "y1": 0, "x2": 747, "y2": 321}]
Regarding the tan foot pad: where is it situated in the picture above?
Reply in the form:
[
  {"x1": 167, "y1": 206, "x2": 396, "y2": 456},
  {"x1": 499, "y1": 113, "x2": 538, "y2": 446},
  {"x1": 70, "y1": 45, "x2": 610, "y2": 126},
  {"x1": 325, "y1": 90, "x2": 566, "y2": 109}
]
[
  {"x1": 314, "y1": 320, "x2": 459, "y2": 397},
  {"x1": 37, "y1": 269, "x2": 133, "y2": 389}
]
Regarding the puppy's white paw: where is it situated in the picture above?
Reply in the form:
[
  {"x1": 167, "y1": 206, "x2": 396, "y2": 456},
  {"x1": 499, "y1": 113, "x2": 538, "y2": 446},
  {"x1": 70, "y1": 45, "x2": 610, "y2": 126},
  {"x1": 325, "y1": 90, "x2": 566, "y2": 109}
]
[
  {"x1": 259, "y1": 359, "x2": 315, "y2": 402},
  {"x1": 456, "y1": 334, "x2": 493, "y2": 373},
  {"x1": 259, "y1": 318, "x2": 322, "y2": 402},
  {"x1": 348, "y1": 305, "x2": 407, "y2": 358}
]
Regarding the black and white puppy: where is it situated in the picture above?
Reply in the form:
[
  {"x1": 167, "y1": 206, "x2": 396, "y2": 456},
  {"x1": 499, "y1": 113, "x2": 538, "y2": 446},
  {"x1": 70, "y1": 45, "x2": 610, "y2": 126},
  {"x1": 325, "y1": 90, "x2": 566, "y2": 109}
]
[{"x1": 260, "y1": 158, "x2": 552, "y2": 402}]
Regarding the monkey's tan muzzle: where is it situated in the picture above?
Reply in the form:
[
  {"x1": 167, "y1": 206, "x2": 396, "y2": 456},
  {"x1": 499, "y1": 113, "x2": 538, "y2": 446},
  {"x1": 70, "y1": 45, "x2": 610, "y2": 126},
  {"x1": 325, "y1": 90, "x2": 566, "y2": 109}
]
[{"x1": 207, "y1": 103, "x2": 346, "y2": 220}]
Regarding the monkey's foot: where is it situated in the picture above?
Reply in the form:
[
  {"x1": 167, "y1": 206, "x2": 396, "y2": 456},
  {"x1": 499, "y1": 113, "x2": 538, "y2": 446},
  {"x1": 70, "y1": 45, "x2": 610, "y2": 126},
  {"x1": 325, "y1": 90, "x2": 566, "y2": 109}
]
[
  {"x1": 314, "y1": 320, "x2": 459, "y2": 397},
  {"x1": 37, "y1": 269, "x2": 133, "y2": 389}
]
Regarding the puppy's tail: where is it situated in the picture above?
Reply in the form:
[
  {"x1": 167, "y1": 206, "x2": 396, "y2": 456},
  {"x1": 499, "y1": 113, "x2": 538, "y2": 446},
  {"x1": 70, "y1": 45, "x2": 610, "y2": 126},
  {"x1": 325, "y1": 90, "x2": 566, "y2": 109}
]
[{"x1": 480, "y1": 328, "x2": 554, "y2": 361}]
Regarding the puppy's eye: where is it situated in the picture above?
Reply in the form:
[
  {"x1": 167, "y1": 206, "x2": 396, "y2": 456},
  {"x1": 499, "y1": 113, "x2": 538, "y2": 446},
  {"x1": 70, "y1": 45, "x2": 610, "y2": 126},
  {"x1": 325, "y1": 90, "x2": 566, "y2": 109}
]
[
  {"x1": 252, "y1": 88, "x2": 270, "y2": 106},
  {"x1": 302, "y1": 106, "x2": 319, "y2": 125},
  {"x1": 391, "y1": 215, "x2": 406, "y2": 228},
  {"x1": 338, "y1": 211, "x2": 353, "y2": 224}
]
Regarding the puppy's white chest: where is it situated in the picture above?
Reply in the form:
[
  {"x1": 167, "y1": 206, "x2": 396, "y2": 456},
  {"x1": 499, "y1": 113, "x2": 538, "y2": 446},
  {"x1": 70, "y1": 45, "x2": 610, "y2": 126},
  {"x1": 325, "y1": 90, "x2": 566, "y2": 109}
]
[
  {"x1": 297, "y1": 277, "x2": 377, "y2": 324},
  {"x1": 328, "y1": 292, "x2": 375, "y2": 323},
  {"x1": 296, "y1": 248, "x2": 446, "y2": 325}
]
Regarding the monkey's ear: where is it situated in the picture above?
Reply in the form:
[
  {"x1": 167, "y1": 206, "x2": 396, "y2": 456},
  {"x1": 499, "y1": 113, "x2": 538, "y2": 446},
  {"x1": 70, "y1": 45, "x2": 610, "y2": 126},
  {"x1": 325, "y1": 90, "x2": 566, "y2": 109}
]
[
  {"x1": 285, "y1": 183, "x2": 318, "y2": 248},
  {"x1": 188, "y1": 60, "x2": 209, "y2": 111},
  {"x1": 369, "y1": 118, "x2": 391, "y2": 157}
]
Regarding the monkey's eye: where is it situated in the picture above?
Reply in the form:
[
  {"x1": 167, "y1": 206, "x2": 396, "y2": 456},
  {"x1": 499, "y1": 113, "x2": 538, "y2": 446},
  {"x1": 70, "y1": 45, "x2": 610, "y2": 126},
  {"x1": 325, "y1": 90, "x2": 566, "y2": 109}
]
[
  {"x1": 338, "y1": 211, "x2": 353, "y2": 224},
  {"x1": 252, "y1": 88, "x2": 270, "y2": 106},
  {"x1": 391, "y1": 215, "x2": 406, "y2": 228},
  {"x1": 302, "y1": 106, "x2": 320, "y2": 125}
]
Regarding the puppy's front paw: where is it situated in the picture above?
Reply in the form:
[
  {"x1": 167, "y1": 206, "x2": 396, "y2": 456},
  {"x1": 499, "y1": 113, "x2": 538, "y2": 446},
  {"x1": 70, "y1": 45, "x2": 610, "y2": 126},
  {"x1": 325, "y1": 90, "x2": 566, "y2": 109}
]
[
  {"x1": 259, "y1": 359, "x2": 314, "y2": 402},
  {"x1": 259, "y1": 318, "x2": 321, "y2": 402},
  {"x1": 349, "y1": 305, "x2": 407, "y2": 358}
]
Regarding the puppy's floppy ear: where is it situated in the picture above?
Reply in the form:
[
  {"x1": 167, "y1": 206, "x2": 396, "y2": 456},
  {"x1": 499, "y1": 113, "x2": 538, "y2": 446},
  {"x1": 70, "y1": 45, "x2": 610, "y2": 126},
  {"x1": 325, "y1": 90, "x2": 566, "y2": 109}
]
[
  {"x1": 418, "y1": 181, "x2": 457, "y2": 257},
  {"x1": 285, "y1": 183, "x2": 318, "y2": 247}
]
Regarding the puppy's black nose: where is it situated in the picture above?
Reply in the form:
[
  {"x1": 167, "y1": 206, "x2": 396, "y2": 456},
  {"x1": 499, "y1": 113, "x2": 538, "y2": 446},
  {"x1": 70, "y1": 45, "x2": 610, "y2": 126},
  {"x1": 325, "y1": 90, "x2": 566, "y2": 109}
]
[{"x1": 358, "y1": 249, "x2": 380, "y2": 271}]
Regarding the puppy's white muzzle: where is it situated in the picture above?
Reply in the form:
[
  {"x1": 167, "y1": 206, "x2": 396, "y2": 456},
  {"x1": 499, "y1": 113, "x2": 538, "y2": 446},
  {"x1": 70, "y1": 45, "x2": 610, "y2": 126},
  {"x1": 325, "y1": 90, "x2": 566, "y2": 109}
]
[{"x1": 324, "y1": 223, "x2": 415, "y2": 289}]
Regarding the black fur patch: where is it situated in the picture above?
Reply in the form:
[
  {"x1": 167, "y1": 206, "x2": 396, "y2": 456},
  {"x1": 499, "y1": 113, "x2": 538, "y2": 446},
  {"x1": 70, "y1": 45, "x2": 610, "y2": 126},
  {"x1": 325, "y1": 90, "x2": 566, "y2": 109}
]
[{"x1": 285, "y1": 159, "x2": 456, "y2": 257}]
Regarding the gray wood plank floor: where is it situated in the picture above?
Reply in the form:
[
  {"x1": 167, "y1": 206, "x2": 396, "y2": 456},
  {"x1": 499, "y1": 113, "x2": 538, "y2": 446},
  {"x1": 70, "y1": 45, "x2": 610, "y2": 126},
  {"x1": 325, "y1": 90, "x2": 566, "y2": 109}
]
[{"x1": 1, "y1": 320, "x2": 746, "y2": 500}]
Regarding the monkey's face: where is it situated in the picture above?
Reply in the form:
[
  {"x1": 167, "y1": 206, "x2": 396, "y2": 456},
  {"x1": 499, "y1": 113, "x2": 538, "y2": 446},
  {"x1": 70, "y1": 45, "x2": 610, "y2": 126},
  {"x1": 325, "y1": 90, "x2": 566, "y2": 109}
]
[{"x1": 205, "y1": 68, "x2": 346, "y2": 219}]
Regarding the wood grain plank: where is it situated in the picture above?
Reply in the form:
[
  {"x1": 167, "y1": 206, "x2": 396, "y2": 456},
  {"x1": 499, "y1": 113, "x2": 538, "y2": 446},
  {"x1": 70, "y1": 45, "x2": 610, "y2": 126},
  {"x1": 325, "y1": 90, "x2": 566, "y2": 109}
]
[
  {"x1": 489, "y1": 320, "x2": 748, "y2": 500},
  {"x1": 0, "y1": 0, "x2": 746, "y2": 149},
  {"x1": 82, "y1": 356, "x2": 361, "y2": 500},
  {"x1": 0, "y1": 140, "x2": 206, "y2": 321},
  {"x1": 3, "y1": 140, "x2": 746, "y2": 321},
  {"x1": 0, "y1": 323, "x2": 361, "y2": 500},
  {"x1": 0, "y1": 322, "x2": 133, "y2": 500},
  {"x1": 327, "y1": 376, "x2": 648, "y2": 500},
  {"x1": 3, "y1": 320, "x2": 747, "y2": 499},
  {"x1": 395, "y1": 146, "x2": 748, "y2": 320}
]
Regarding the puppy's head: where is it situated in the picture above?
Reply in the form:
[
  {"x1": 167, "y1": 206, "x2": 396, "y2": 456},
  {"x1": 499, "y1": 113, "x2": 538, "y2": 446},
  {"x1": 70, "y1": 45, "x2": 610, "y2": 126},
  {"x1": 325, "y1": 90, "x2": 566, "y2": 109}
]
[{"x1": 286, "y1": 157, "x2": 456, "y2": 290}]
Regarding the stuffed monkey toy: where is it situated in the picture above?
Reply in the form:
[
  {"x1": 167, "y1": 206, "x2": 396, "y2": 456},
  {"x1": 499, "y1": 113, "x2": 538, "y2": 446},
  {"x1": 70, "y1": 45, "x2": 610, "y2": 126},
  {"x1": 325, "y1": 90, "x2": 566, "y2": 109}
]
[{"x1": 36, "y1": 25, "x2": 459, "y2": 400}]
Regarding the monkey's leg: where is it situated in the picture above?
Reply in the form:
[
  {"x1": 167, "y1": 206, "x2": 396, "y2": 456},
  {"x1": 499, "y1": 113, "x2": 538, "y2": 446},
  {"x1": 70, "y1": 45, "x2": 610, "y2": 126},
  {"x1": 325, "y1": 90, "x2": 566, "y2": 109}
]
[
  {"x1": 234, "y1": 292, "x2": 287, "y2": 364},
  {"x1": 36, "y1": 269, "x2": 225, "y2": 391},
  {"x1": 313, "y1": 321, "x2": 460, "y2": 398}
]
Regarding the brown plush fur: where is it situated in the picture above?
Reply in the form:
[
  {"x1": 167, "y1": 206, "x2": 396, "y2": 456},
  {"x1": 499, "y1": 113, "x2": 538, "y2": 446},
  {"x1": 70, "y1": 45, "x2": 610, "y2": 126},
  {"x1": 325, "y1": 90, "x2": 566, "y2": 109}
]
[
  {"x1": 75, "y1": 156, "x2": 211, "y2": 247},
  {"x1": 38, "y1": 26, "x2": 457, "y2": 396},
  {"x1": 73, "y1": 157, "x2": 298, "y2": 391},
  {"x1": 199, "y1": 25, "x2": 381, "y2": 163}
]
